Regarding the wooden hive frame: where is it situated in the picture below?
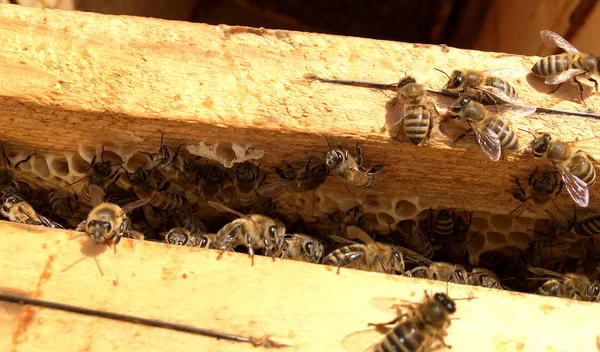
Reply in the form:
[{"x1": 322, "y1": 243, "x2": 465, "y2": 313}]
[{"x1": 0, "y1": 4, "x2": 600, "y2": 352}]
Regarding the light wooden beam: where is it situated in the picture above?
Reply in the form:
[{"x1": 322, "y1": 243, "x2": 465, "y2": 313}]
[
  {"x1": 0, "y1": 5, "x2": 598, "y2": 216},
  {"x1": 1, "y1": 223, "x2": 599, "y2": 352}
]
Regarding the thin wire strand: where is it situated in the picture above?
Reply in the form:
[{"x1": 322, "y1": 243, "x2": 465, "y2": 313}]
[{"x1": 0, "y1": 293, "x2": 288, "y2": 348}]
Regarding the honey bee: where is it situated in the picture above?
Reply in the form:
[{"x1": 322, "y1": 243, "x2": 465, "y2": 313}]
[
  {"x1": 574, "y1": 214, "x2": 600, "y2": 240},
  {"x1": 172, "y1": 209, "x2": 209, "y2": 236},
  {"x1": 0, "y1": 192, "x2": 64, "y2": 228},
  {"x1": 365, "y1": 291, "x2": 456, "y2": 352},
  {"x1": 384, "y1": 76, "x2": 438, "y2": 145},
  {"x1": 163, "y1": 227, "x2": 217, "y2": 248},
  {"x1": 277, "y1": 233, "x2": 326, "y2": 264},
  {"x1": 528, "y1": 267, "x2": 592, "y2": 300},
  {"x1": 261, "y1": 158, "x2": 329, "y2": 198},
  {"x1": 448, "y1": 96, "x2": 536, "y2": 161},
  {"x1": 140, "y1": 133, "x2": 193, "y2": 190},
  {"x1": 76, "y1": 184, "x2": 149, "y2": 246},
  {"x1": 322, "y1": 226, "x2": 432, "y2": 274},
  {"x1": 529, "y1": 132, "x2": 596, "y2": 207},
  {"x1": 325, "y1": 138, "x2": 383, "y2": 191},
  {"x1": 231, "y1": 161, "x2": 265, "y2": 208},
  {"x1": 507, "y1": 168, "x2": 565, "y2": 221},
  {"x1": 56, "y1": 146, "x2": 121, "y2": 208},
  {"x1": 527, "y1": 237, "x2": 586, "y2": 270},
  {"x1": 425, "y1": 209, "x2": 472, "y2": 263},
  {"x1": 428, "y1": 209, "x2": 454, "y2": 248},
  {"x1": 395, "y1": 220, "x2": 434, "y2": 259},
  {"x1": 122, "y1": 167, "x2": 186, "y2": 211},
  {"x1": 440, "y1": 69, "x2": 521, "y2": 104},
  {"x1": 532, "y1": 30, "x2": 599, "y2": 102},
  {"x1": 467, "y1": 268, "x2": 502, "y2": 289},
  {"x1": 208, "y1": 200, "x2": 286, "y2": 265},
  {"x1": 341, "y1": 204, "x2": 376, "y2": 236},
  {"x1": 194, "y1": 161, "x2": 229, "y2": 201},
  {"x1": 405, "y1": 262, "x2": 470, "y2": 285}
]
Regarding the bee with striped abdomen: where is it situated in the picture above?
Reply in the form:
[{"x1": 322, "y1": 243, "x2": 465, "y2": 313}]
[
  {"x1": 532, "y1": 30, "x2": 600, "y2": 103},
  {"x1": 441, "y1": 68, "x2": 521, "y2": 104},
  {"x1": 507, "y1": 168, "x2": 565, "y2": 221},
  {"x1": 529, "y1": 132, "x2": 596, "y2": 207},
  {"x1": 448, "y1": 96, "x2": 536, "y2": 161},
  {"x1": 385, "y1": 76, "x2": 438, "y2": 145}
]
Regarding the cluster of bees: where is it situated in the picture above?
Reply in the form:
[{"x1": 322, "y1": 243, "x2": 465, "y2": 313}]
[{"x1": 0, "y1": 29, "x2": 600, "y2": 350}]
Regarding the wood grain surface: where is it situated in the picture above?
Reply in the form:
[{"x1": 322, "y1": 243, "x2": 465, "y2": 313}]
[{"x1": 1, "y1": 222, "x2": 599, "y2": 352}]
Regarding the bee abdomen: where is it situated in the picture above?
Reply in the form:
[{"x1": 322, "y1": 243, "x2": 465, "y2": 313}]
[
  {"x1": 322, "y1": 244, "x2": 363, "y2": 266},
  {"x1": 533, "y1": 55, "x2": 570, "y2": 76},
  {"x1": 575, "y1": 215, "x2": 600, "y2": 238},
  {"x1": 377, "y1": 319, "x2": 426, "y2": 352},
  {"x1": 488, "y1": 118, "x2": 518, "y2": 149},
  {"x1": 569, "y1": 153, "x2": 596, "y2": 187},
  {"x1": 151, "y1": 191, "x2": 185, "y2": 210},
  {"x1": 403, "y1": 106, "x2": 431, "y2": 145},
  {"x1": 486, "y1": 77, "x2": 517, "y2": 99}
]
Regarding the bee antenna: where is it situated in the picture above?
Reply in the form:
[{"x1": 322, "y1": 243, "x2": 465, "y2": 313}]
[
  {"x1": 325, "y1": 136, "x2": 332, "y2": 150},
  {"x1": 160, "y1": 132, "x2": 165, "y2": 147},
  {"x1": 100, "y1": 145, "x2": 105, "y2": 162},
  {"x1": 1, "y1": 143, "x2": 10, "y2": 171},
  {"x1": 434, "y1": 68, "x2": 450, "y2": 80},
  {"x1": 518, "y1": 128, "x2": 536, "y2": 138}
]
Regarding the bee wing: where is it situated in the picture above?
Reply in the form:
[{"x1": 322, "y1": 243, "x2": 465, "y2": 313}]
[
  {"x1": 529, "y1": 267, "x2": 563, "y2": 278},
  {"x1": 88, "y1": 184, "x2": 105, "y2": 208},
  {"x1": 555, "y1": 164, "x2": 590, "y2": 207},
  {"x1": 346, "y1": 225, "x2": 382, "y2": 250},
  {"x1": 508, "y1": 199, "x2": 530, "y2": 218},
  {"x1": 481, "y1": 68, "x2": 528, "y2": 80},
  {"x1": 398, "y1": 247, "x2": 434, "y2": 266},
  {"x1": 476, "y1": 85, "x2": 521, "y2": 104},
  {"x1": 469, "y1": 123, "x2": 501, "y2": 161},
  {"x1": 259, "y1": 180, "x2": 292, "y2": 198},
  {"x1": 327, "y1": 234, "x2": 358, "y2": 245},
  {"x1": 37, "y1": 214, "x2": 64, "y2": 229},
  {"x1": 120, "y1": 198, "x2": 151, "y2": 215},
  {"x1": 341, "y1": 328, "x2": 381, "y2": 352},
  {"x1": 545, "y1": 199, "x2": 568, "y2": 224},
  {"x1": 540, "y1": 30, "x2": 580, "y2": 53},
  {"x1": 486, "y1": 104, "x2": 537, "y2": 125},
  {"x1": 544, "y1": 69, "x2": 587, "y2": 85},
  {"x1": 384, "y1": 98, "x2": 406, "y2": 127},
  {"x1": 207, "y1": 200, "x2": 248, "y2": 219}
]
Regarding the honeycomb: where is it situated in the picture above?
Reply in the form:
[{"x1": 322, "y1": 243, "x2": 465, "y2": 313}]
[{"x1": 4, "y1": 142, "x2": 538, "y2": 261}]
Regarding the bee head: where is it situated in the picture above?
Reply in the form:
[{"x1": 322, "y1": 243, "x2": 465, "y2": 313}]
[
  {"x1": 531, "y1": 172, "x2": 556, "y2": 195},
  {"x1": 397, "y1": 76, "x2": 416, "y2": 88},
  {"x1": 447, "y1": 70, "x2": 463, "y2": 89},
  {"x1": 450, "y1": 96, "x2": 471, "y2": 114},
  {"x1": 236, "y1": 162, "x2": 258, "y2": 183},
  {"x1": 325, "y1": 149, "x2": 343, "y2": 170},
  {"x1": 311, "y1": 163, "x2": 330, "y2": 183},
  {"x1": 530, "y1": 133, "x2": 551, "y2": 157},
  {"x1": 434, "y1": 292, "x2": 457, "y2": 314},
  {"x1": 86, "y1": 220, "x2": 113, "y2": 244},
  {"x1": 166, "y1": 229, "x2": 189, "y2": 246},
  {"x1": 92, "y1": 160, "x2": 113, "y2": 178}
]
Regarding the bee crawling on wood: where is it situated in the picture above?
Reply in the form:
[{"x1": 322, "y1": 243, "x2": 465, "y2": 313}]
[
  {"x1": 529, "y1": 132, "x2": 596, "y2": 207},
  {"x1": 437, "y1": 68, "x2": 522, "y2": 104},
  {"x1": 208, "y1": 200, "x2": 286, "y2": 265},
  {"x1": 325, "y1": 138, "x2": 384, "y2": 193},
  {"x1": 342, "y1": 290, "x2": 463, "y2": 352},
  {"x1": 507, "y1": 168, "x2": 566, "y2": 222},
  {"x1": 532, "y1": 29, "x2": 600, "y2": 103},
  {"x1": 447, "y1": 96, "x2": 536, "y2": 161},
  {"x1": 76, "y1": 184, "x2": 149, "y2": 246}
]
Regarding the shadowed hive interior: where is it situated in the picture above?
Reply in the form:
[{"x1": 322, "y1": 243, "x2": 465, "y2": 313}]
[{"x1": 5, "y1": 139, "x2": 589, "y2": 297}]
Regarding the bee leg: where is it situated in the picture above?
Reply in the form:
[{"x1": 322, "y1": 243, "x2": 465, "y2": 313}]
[
  {"x1": 572, "y1": 76, "x2": 586, "y2": 104},
  {"x1": 355, "y1": 142, "x2": 363, "y2": 167},
  {"x1": 247, "y1": 233, "x2": 255, "y2": 266},
  {"x1": 548, "y1": 82, "x2": 563, "y2": 94},
  {"x1": 367, "y1": 315, "x2": 403, "y2": 331},
  {"x1": 528, "y1": 167, "x2": 538, "y2": 186},
  {"x1": 453, "y1": 129, "x2": 473, "y2": 145},
  {"x1": 336, "y1": 252, "x2": 364, "y2": 274},
  {"x1": 589, "y1": 77, "x2": 599, "y2": 93}
]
